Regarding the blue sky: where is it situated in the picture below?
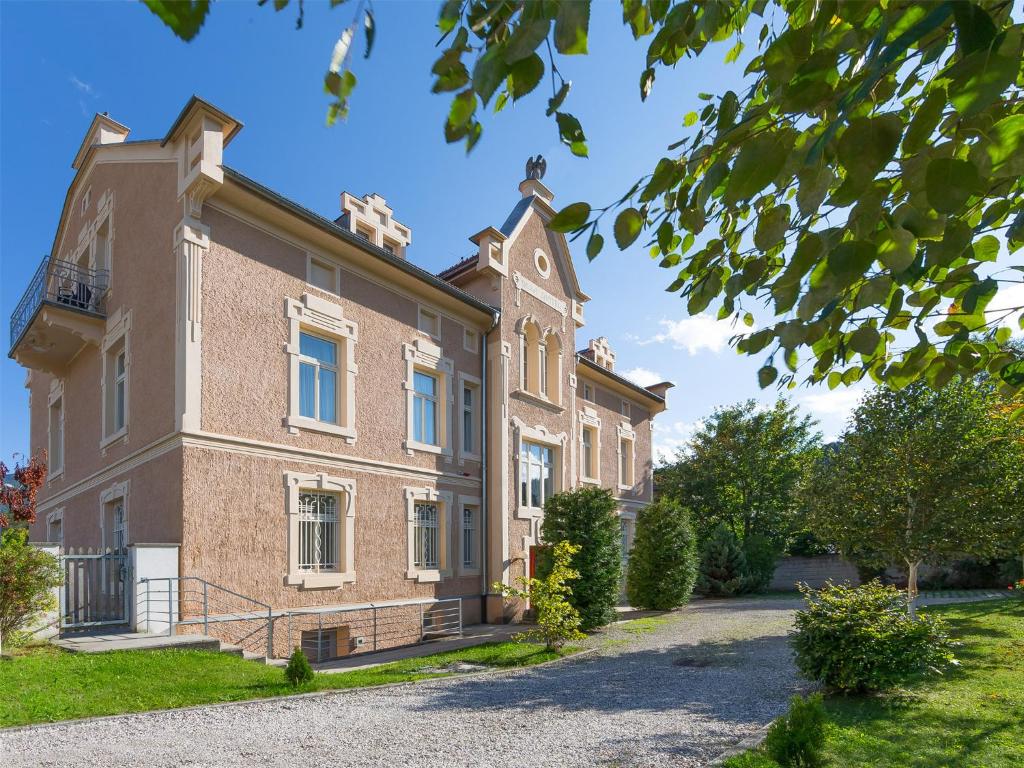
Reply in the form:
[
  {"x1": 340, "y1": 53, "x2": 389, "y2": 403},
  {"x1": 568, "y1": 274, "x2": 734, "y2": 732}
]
[{"x1": 0, "y1": 0, "x2": 958, "y2": 463}]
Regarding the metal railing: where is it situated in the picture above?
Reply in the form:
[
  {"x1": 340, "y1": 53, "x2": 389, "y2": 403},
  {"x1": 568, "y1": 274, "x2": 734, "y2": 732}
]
[
  {"x1": 10, "y1": 257, "x2": 110, "y2": 348},
  {"x1": 140, "y1": 577, "x2": 274, "y2": 659},
  {"x1": 283, "y1": 597, "x2": 463, "y2": 663}
]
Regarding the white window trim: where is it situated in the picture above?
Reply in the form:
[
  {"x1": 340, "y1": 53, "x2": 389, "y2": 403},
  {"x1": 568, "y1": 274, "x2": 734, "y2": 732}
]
[
  {"x1": 285, "y1": 293, "x2": 358, "y2": 443},
  {"x1": 458, "y1": 372, "x2": 481, "y2": 464},
  {"x1": 306, "y1": 252, "x2": 341, "y2": 295},
  {"x1": 533, "y1": 248, "x2": 551, "y2": 280},
  {"x1": 579, "y1": 408, "x2": 602, "y2": 485},
  {"x1": 417, "y1": 305, "x2": 441, "y2": 340},
  {"x1": 48, "y1": 379, "x2": 65, "y2": 480},
  {"x1": 457, "y1": 494, "x2": 481, "y2": 576},
  {"x1": 46, "y1": 507, "x2": 64, "y2": 546},
  {"x1": 100, "y1": 308, "x2": 131, "y2": 449},
  {"x1": 512, "y1": 418, "x2": 566, "y2": 521},
  {"x1": 99, "y1": 480, "x2": 129, "y2": 551},
  {"x1": 463, "y1": 327, "x2": 479, "y2": 354},
  {"x1": 617, "y1": 422, "x2": 637, "y2": 490},
  {"x1": 284, "y1": 471, "x2": 356, "y2": 589},
  {"x1": 404, "y1": 486, "x2": 453, "y2": 583},
  {"x1": 403, "y1": 338, "x2": 454, "y2": 458}
]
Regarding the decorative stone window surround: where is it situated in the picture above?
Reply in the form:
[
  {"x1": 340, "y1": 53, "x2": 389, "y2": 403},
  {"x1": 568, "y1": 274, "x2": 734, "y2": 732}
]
[
  {"x1": 46, "y1": 507, "x2": 64, "y2": 546},
  {"x1": 417, "y1": 305, "x2": 441, "y2": 340},
  {"x1": 100, "y1": 308, "x2": 132, "y2": 450},
  {"x1": 306, "y1": 252, "x2": 341, "y2": 296},
  {"x1": 457, "y1": 494, "x2": 482, "y2": 576},
  {"x1": 403, "y1": 338, "x2": 454, "y2": 458},
  {"x1": 463, "y1": 327, "x2": 479, "y2": 354},
  {"x1": 579, "y1": 407, "x2": 602, "y2": 485},
  {"x1": 284, "y1": 293, "x2": 358, "y2": 443},
  {"x1": 617, "y1": 422, "x2": 637, "y2": 490},
  {"x1": 457, "y1": 371, "x2": 482, "y2": 464},
  {"x1": 284, "y1": 471, "x2": 356, "y2": 589},
  {"x1": 404, "y1": 486, "x2": 453, "y2": 583},
  {"x1": 511, "y1": 419, "x2": 567, "y2": 553},
  {"x1": 533, "y1": 248, "x2": 551, "y2": 280},
  {"x1": 98, "y1": 479, "x2": 129, "y2": 550},
  {"x1": 515, "y1": 316, "x2": 562, "y2": 408},
  {"x1": 48, "y1": 378, "x2": 65, "y2": 480}
]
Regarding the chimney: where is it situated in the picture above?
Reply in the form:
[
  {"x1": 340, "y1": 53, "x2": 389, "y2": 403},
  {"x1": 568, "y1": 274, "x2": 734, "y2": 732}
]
[
  {"x1": 337, "y1": 192, "x2": 411, "y2": 258},
  {"x1": 583, "y1": 337, "x2": 616, "y2": 371}
]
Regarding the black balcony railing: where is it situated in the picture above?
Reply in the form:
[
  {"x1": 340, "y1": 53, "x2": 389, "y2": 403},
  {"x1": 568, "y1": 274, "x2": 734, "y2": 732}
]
[{"x1": 10, "y1": 258, "x2": 110, "y2": 350}]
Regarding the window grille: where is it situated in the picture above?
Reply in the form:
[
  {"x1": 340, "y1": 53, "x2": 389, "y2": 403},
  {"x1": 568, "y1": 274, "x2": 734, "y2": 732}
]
[
  {"x1": 298, "y1": 492, "x2": 339, "y2": 572},
  {"x1": 414, "y1": 502, "x2": 439, "y2": 569}
]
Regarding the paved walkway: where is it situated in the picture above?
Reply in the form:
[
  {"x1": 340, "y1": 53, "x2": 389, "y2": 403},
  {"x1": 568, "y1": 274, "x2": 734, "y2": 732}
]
[{"x1": 2, "y1": 598, "x2": 805, "y2": 768}]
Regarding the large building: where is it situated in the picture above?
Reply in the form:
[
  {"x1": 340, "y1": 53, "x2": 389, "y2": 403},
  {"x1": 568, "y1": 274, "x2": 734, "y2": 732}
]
[{"x1": 12, "y1": 97, "x2": 670, "y2": 653}]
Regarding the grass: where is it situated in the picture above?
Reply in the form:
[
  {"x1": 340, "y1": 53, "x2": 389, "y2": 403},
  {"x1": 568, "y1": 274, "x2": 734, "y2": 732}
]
[
  {"x1": 726, "y1": 598, "x2": 1024, "y2": 768},
  {"x1": 0, "y1": 640, "x2": 573, "y2": 728}
]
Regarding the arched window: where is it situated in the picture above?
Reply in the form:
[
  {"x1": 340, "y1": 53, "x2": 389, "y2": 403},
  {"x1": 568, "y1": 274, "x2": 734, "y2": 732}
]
[
  {"x1": 543, "y1": 331, "x2": 561, "y2": 403},
  {"x1": 521, "y1": 320, "x2": 542, "y2": 394}
]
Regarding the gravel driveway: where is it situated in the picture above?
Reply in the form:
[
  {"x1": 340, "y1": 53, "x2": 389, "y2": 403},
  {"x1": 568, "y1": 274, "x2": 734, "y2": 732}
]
[{"x1": 3, "y1": 597, "x2": 805, "y2": 768}]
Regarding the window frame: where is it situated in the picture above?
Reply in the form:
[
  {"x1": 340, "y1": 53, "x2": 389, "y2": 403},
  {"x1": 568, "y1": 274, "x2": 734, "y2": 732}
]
[
  {"x1": 285, "y1": 294, "x2": 358, "y2": 442},
  {"x1": 296, "y1": 490, "x2": 341, "y2": 574},
  {"x1": 519, "y1": 440, "x2": 557, "y2": 512},
  {"x1": 463, "y1": 327, "x2": 479, "y2": 354},
  {"x1": 285, "y1": 471, "x2": 356, "y2": 589},
  {"x1": 99, "y1": 480, "x2": 129, "y2": 552},
  {"x1": 579, "y1": 409, "x2": 602, "y2": 485},
  {"x1": 46, "y1": 508, "x2": 64, "y2": 546},
  {"x1": 417, "y1": 305, "x2": 441, "y2": 339},
  {"x1": 458, "y1": 496, "x2": 481, "y2": 575},
  {"x1": 306, "y1": 253, "x2": 340, "y2": 295},
  {"x1": 405, "y1": 486, "x2": 453, "y2": 582},
  {"x1": 412, "y1": 369, "x2": 440, "y2": 446},
  {"x1": 48, "y1": 380, "x2": 65, "y2": 479},
  {"x1": 403, "y1": 339, "x2": 454, "y2": 458},
  {"x1": 458, "y1": 372, "x2": 481, "y2": 463},
  {"x1": 582, "y1": 382, "x2": 594, "y2": 402},
  {"x1": 100, "y1": 309, "x2": 131, "y2": 448},
  {"x1": 617, "y1": 423, "x2": 637, "y2": 490},
  {"x1": 297, "y1": 330, "x2": 340, "y2": 425}
]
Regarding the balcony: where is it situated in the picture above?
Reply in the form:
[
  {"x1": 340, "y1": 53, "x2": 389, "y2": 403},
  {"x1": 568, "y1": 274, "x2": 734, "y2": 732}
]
[{"x1": 9, "y1": 258, "x2": 109, "y2": 375}]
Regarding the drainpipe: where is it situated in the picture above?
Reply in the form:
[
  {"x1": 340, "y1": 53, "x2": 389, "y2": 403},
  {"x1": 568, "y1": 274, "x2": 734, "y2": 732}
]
[{"x1": 480, "y1": 308, "x2": 500, "y2": 620}]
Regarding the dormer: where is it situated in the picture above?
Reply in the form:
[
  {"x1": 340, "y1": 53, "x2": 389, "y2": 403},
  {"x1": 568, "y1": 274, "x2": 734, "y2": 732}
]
[
  {"x1": 337, "y1": 192, "x2": 411, "y2": 258},
  {"x1": 582, "y1": 337, "x2": 616, "y2": 371},
  {"x1": 71, "y1": 114, "x2": 130, "y2": 170},
  {"x1": 469, "y1": 225, "x2": 509, "y2": 278}
]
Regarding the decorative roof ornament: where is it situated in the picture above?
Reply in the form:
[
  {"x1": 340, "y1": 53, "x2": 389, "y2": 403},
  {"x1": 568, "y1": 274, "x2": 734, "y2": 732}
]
[{"x1": 525, "y1": 155, "x2": 547, "y2": 181}]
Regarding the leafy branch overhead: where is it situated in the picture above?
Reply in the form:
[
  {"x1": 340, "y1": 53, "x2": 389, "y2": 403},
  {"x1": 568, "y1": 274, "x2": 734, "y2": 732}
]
[{"x1": 142, "y1": 0, "x2": 1024, "y2": 400}]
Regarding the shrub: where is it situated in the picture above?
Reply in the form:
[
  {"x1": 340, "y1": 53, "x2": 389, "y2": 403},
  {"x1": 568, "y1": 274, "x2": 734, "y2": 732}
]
[
  {"x1": 697, "y1": 523, "x2": 747, "y2": 596},
  {"x1": 540, "y1": 487, "x2": 621, "y2": 629},
  {"x1": 495, "y1": 540, "x2": 586, "y2": 650},
  {"x1": 742, "y1": 533, "x2": 778, "y2": 594},
  {"x1": 792, "y1": 581, "x2": 955, "y2": 692},
  {"x1": 626, "y1": 499, "x2": 698, "y2": 610},
  {"x1": 0, "y1": 527, "x2": 62, "y2": 654},
  {"x1": 285, "y1": 646, "x2": 314, "y2": 686},
  {"x1": 763, "y1": 693, "x2": 827, "y2": 768}
]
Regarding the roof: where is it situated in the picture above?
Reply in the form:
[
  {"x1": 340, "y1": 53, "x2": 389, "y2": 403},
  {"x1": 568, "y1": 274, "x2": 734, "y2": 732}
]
[
  {"x1": 162, "y1": 95, "x2": 243, "y2": 147},
  {"x1": 575, "y1": 354, "x2": 669, "y2": 405},
  {"x1": 221, "y1": 167, "x2": 499, "y2": 322}
]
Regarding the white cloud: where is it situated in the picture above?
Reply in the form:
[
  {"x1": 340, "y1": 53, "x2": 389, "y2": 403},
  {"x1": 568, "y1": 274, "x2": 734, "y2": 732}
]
[
  {"x1": 795, "y1": 386, "x2": 866, "y2": 440},
  {"x1": 987, "y1": 282, "x2": 1024, "y2": 337},
  {"x1": 638, "y1": 313, "x2": 752, "y2": 355},
  {"x1": 619, "y1": 366, "x2": 664, "y2": 387},
  {"x1": 70, "y1": 75, "x2": 95, "y2": 96},
  {"x1": 652, "y1": 419, "x2": 703, "y2": 463}
]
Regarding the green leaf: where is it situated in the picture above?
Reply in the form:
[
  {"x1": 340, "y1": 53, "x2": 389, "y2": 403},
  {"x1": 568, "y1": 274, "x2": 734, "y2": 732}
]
[
  {"x1": 902, "y1": 88, "x2": 946, "y2": 155},
  {"x1": 723, "y1": 132, "x2": 791, "y2": 204},
  {"x1": 684, "y1": 111, "x2": 698, "y2": 127},
  {"x1": 837, "y1": 114, "x2": 903, "y2": 178},
  {"x1": 971, "y1": 234, "x2": 1000, "y2": 262},
  {"x1": 925, "y1": 158, "x2": 982, "y2": 214},
  {"x1": 614, "y1": 208, "x2": 644, "y2": 249},
  {"x1": 724, "y1": 39, "x2": 744, "y2": 63},
  {"x1": 142, "y1": 0, "x2": 210, "y2": 41},
  {"x1": 640, "y1": 158, "x2": 680, "y2": 202},
  {"x1": 447, "y1": 89, "x2": 476, "y2": 128},
  {"x1": 877, "y1": 227, "x2": 918, "y2": 272},
  {"x1": 758, "y1": 365, "x2": 778, "y2": 389},
  {"x1": 555, "y1": 0, "x2": 590, "y2": 55},
  {"x1": 754, "y1": 205, "x2": 791, "y2": 252},
  {"x1": 986, "y1": 115, "x2": 1024, "y2": 178},
  {"x1": 548, "y1": 202, "x2": 591, "y2": 233},
  {"x1": 949, "y1": 27, "x2": 1023, "y2": 118},
  {"x1": 952, "y1": 2, "x2": 997, "y2": 55},
  {"x1": 639, "y1": 68, "x2": 656, "y2": 101},
  {"x1": 546, "y1": 81, "x2": 571, "y2": 116},
  {"x1": 555, "y1": 112, "x2": 588, "y2": 157},
  {"x1": 508, "y1": 53, "x2": 544, "y2": 99},
  {"x1": 586, "y1": 232, "x2": 604, "y2": 261},
  {"x1": 849, "y1": 326, "x2": 880, "y2": 356},
  {"x1": 504, "y1": 19, "x2": 550, "y2": 64},
  {"x1": 472, "y1": 45, "x2": 511, "y2": 105},
  {"x1": 796, "y1": 164, "x2": 834, "y2": 218}
]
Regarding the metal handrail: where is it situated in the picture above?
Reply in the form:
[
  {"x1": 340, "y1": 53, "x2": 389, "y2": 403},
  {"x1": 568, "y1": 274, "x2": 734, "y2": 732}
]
[{"x1": 9, "y1": 257, "x2": 110, "y2": 348}]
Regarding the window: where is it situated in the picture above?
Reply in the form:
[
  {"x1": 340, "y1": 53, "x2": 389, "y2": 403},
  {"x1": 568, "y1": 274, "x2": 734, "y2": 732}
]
[
  {"x1": 300, "y1": 628, "x2": 338, "y2": 662},
  {"x1": 285, "y1": 294, "x2": 358, "y2": 441},
  {"x1": 308, "y1": 256, "x2": 338, "y2": 294},
  {"x1": 619, "y1": 436, "x2": 635, "y2": 487},
  {"x1": 583, "y1": 382, "x2": 594, "y2": 402},
  {"x1": 94, "y1": 217, "x2": 112, "y2": 274},
  {"x1": 298, "y1": 332, "x2": 339, "y2": 424},
  {"x1": 620, "y1": 517, "x2": 634, "y2": 565},
  {"x1": 413, "y1": 371, "x2": 439, "y2": 445},
  {"x1": 405, "y1": 487, "x2": 452, "y2": 581},
  {"x1": 538, "y1": 342, "x2": 548, "y2": 397},
  {"x1": 81, "y1": 187, "x2": 91, "y2": 215},
  {"x1": 462, "y1": 384, "x2": 474, "y2": 452},
  {"x1": 582, "y1": 427, "x2": 596, "y2": 480},
  {"x1": 621, "y1": 400, "x2": 631, "y2": 418},
  {"x1": 418, "y1": 306, "x2": 440, "y2": 338},
  {"x1": 463, "y1": 327, "x2": 478, "y2": 354},
  {"x1": 356, "y1": 226, "x2": 373, "y2": 241},
  {"x1": 49, "y1": 391, "x2": 64, "y2": 477},
  {"x1": 297, "y1": 492, "x2": 339, "y2": 573},
  {"x1": 414, "y1": 502, "x2": 439, "y2": 569},
  {"x1": 462, "y1": 506, "x2": 477, "y2": 569},
  {"x1": 382, "y1": 242, "x2": 395, "y2": 255},
  {"x1": 520, "y1": 441, "x2": 555, "y2": 509},
  {"x1": 47, "y1": 509, "x2": 63, "y2": 545},
  {"x1": 104, "y1": 498, "x2": 126, "y2": 551},
  {"x1": 101, "y1": 310, "x2": 130, "y2": 446}
]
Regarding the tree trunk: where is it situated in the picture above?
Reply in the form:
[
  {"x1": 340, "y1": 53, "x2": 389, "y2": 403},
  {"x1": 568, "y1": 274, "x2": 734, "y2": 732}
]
[{"x1": 906, "y1": 559, "x2": 921, "y2": 618}]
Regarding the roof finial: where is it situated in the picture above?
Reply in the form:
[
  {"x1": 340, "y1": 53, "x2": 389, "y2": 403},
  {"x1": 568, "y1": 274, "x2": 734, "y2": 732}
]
[{"x1": 525, "y1": 154, "x2": 546, "y2": 181}]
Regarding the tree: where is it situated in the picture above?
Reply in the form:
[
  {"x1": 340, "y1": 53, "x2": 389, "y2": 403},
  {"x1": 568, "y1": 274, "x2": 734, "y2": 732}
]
[
  {"x1": 625, "y1": 498, "x2": 698, "y2": 610},
  {"x1": 656, "y1": 399, "x2": 820, "y2": 550},
  {"x1": 495, "y1": 540, "x2": 586, "y2": 650},
  {"x1": 0, "y1": 453, "x2": 47, "y2": 529},
  {"x1": 697, "y1": 522, "x2": 748, "y2": 597},
  {"x1": 145, "y1": 1, "x2": 1024, "y2": 397},
  {"x1": 540, "y1": 487, "x2": 622, "y2": 629},
  {"x1": 0, "y1": 528, "x2": 62, "y2": 655},
  {"x1": 804, "y1": 377, "x2": 1024, "y2": 613}
]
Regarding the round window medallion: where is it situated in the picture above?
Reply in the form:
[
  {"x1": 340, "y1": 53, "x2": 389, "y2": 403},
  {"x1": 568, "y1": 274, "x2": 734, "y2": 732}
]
[{"x1": 534, "y1": 248, "x2": 551, "y2": 279}]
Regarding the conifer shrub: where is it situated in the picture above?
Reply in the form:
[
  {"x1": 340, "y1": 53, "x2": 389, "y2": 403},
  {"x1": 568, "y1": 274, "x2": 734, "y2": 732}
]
[
  {"x1": 697, "y1": 523, "x2": 748, "y2": 596},
  {"x1": 540, "y1": 487, "x2": 622, "y2": 629},
  {"x1": 285, "y1": 646, "x2": 314, "y2": 687},
  {"x1": 625, "y1": 499, "x2": 698, "y2": 610},
  {"x1": 763, "y1": 693, "x2": 827, "y2": 768},
  {"x1": 742, "y1": 533, "x2": 779, "y2": 594}
]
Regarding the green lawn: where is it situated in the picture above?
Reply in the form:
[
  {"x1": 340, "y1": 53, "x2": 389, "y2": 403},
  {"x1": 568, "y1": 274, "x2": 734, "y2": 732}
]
[
  {"x1": 726, "y1": 599, "x2": 1024, "y2": 768},
  {"x1": 1, "y1": 640, "x2": 570, "y2": 728}
]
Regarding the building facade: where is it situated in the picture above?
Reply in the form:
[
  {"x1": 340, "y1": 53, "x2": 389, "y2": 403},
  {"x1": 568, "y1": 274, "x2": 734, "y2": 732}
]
[{"x1": 12, "y1": 98, "x2": 670, "y2": 640}]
